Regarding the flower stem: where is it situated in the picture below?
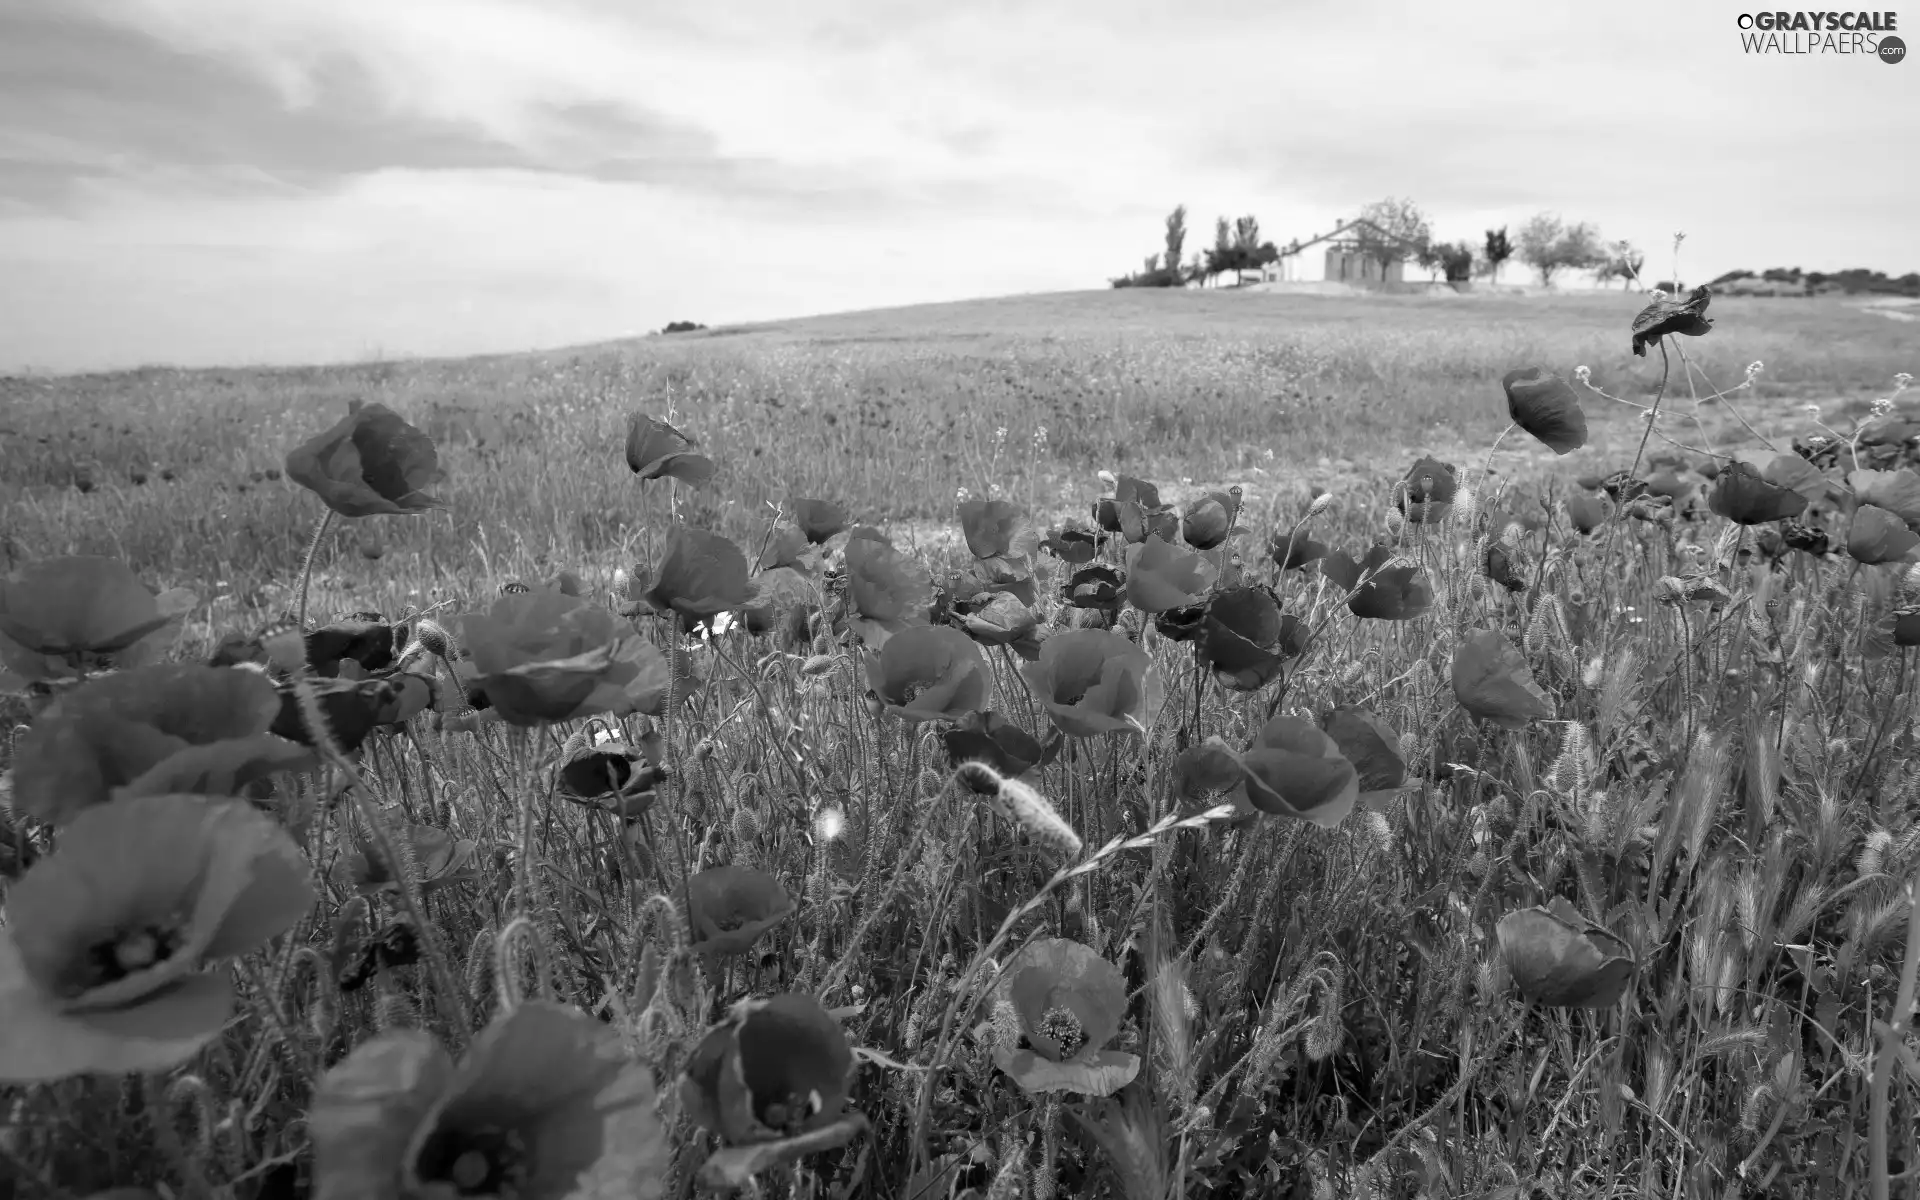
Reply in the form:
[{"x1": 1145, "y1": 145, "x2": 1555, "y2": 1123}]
[{"x1": 296, "y1": 509, "x2": 335, "y2": 629}]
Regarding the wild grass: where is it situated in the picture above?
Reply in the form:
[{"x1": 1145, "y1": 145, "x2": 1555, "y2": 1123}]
[{"x1": 3, "y1": 287, "x2": 1920, "y2": 1198}]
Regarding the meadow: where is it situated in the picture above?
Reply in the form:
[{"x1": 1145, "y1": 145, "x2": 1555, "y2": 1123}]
[{"x1": 3, "y1": 285, "x2": 1920, "y2": 1198}]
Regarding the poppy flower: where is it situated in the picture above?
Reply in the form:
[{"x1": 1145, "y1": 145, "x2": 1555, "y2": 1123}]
[
  {"x1": 1225, "y1": 715, "x2": 1359, "y2": 828},
  {"x1": 0, "y1": 556, "x2": 195, "y2": 683},
  {"x1": 1114, "y1": 501, "x2": 1180, "y2": 546},
  {"x1": 1021, "y1": 628, "x2": 1160, "y2": 739},
  {"x1": 462, "y1": 590, "x2": 676, "y2": 725},
  {"x1": 1565, "y1": 491, "x2": 1610, "y2": 534},
  {"x1": 685, "y1": 865, "x2": 795, "y2": 960},
  {"x1": 285, "y1": 401, "x2": 445, "y2": 518},
  {"x1": 1123, "y1": 535, "x2": 1217, "y2": 614},
  {"x1": 13, "y1": 664, "x2": 316, "y2": 826},
  {"x1": 310, "y1": 999, "x2": 668, "y2": 1200},
  {"x1": 841, "y1": 537, "x2": 933, "y2": 648},
  {"x1": 987, "y1": 938, "x2": 1139, "y2": 1097},
  {"x1": 1757, "y1": 453, "x2": 1830, "y2": 508},
  {"x1": 1269, "y1": 525, "x2": 1329, "y2": 570},
  {"x1": 1483, "y1": 542, "x2": 1529, "y2": 593},
  {"x1": 955, "y1": 591, "x2": 1043, "y2": 656},
  {"x1": 1152, "y1": 602, "x2": 1208, "y2": 644},
  {"x1": 961, "y1": 553, "x2": 1039, "y2": 608},
  {"x1": 791, "y1": 498, "x2": 851, "y2": 545},
  {"x1": 333, "y1": 823, "x2": 481, "y2": 897},
  {"x1": 1197, "y1": 587, "x2": 1300, "y2": 692},
  {"x1": 1040, "y1": 526, "x2": 1105, "y2": 564},
  {"x1": 642, "y1": 527, "x2": 756, "y2": 623},
  {"x1": 0, "y1": 793, "x2": 313, "y2": 1082},
  {"x1": 1452, "y1": 630, "x2": 1551, "y2": 729},
  {"x1": 1181, "y1": 488, "x2": 1242, "y2": 550},
  {"x1": 1502, "y1": 368, "x2": 1588, "y2": 455},
  {"x1": 739, "y1": 565, "x2": 815, "y2": 645},
  {"x1": 1851, "y1": 468, "x2": 1920, "y2": 532},
  {"x1": 680, "y1": 993, "x2": 864, "y2": 1188},
  {"x1": 304, "y1": 616, "x2": 400, "y2": 678},
  {"x1": 1395, "y1": 457, "x2": 1459, "y2": 522},
  {"x1": 1348, "y1": 558, "x2": 1434, "y2": 622},
  {"x1": 1708, "y1": 461, "x2": 1808, "y2": 525},
  {"x1": 1091, "y1": 476, "x2": 1162, "y2": 533},
  {"x1": 1778, "y1": 518, "x2": 1833, "y2": 558},
  {"x1": 864, "y1": 625, "x2": 990, "y2": 724},
  {"x1": 1496, "y1": 896, "x2": 1637, "y2": 1008},
  {"x1": 1321, "y1": 706, "x2": 1406, "y2": 809},
  {"x1": 1890, "y1": 605, "x2": 1920, "y2": 648},
  {"x1": 273, "y1": 674, "x2": 431, "y2": 754},
  {"x1": 557, "y1": 740, "x2": 667, "y2": 819},
  {"x1": 958, "y1": 499, "x2": 1038, "y2": 562},
  {"x1": 1848, "y1": 504, "x2": 1920, "y2": 565},
  {"x1": 1630, "y1": 285, "x2": 1713, "y2": 357},
  {"x1": 624, "y1": 413, "x2": 715, "y2": 486},
  {"x1": 1064, "y1": 564, "x2": 1126, "y2": 613},
  {"x1": 944, "y1": 710, "x2": 1053, "y2": 784}
]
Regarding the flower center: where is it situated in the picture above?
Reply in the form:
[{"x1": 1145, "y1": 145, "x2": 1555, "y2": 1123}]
[
  {"x1": 74, "y1": 923, "x2": 184, "y2": 992},
  {"x1": 758, "y1": 1087, "x2": 826, "y2": 1135},
  {"x1": 1035, "y1": 1004, "x2": 1086, "y2": 1060},
  {"x1": 415, "y1": 1124, "x2": 528, "y2": 1197}
]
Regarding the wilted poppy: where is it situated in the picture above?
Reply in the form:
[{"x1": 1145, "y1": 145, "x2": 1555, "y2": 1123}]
[
  {"x1": 462, "y1": 589, "x2": 676, "y2": 725},
  {"x1": 1453, "y1": 630, "x2": 1551, "y2": 729},
  {"x1": 1225, "y1": 715, "x2": 1359, "y2": 828},
  {"x1": 1850, "y1": 468, "x2": 1920, "y2": 532},
  {"x1": 1565, "y1": 491, "x2": 1610, "y2": 534},
  {"x1": 681, "y1": 992, "x2": 860, "y2": 1157},
  {"x1": 1778, "y1": 517, "x2": 1833, "y2": 558},
  {"x1": 624, "y1": 413, "x2": 715, "y2": 486},
  {"x1": 987, "y1": 938, "x2": 1139, "y2": 1097},
  {"x1": 1181, "y1": 488, "x2": 1242, "y2": 550},
  {"x1": 0, "y1": 793, "x2": 313, "y2": 1082},
  {"x1": 1849, "y1": 504, "x2": 1920, "y2": 565},
  {"x1": 944, "y1": 710, "x2": 1052, "y2": 783},
  {"x1": 1630, "y1": 285, "x2": 1713, "y2": 357},
  {"x1": 864, "y1": 625, "x2": 990, "y2": 724},
  {"x1": 642, "y1": 527, "x2": 756, "y2": 624},
  {"x1": 685, "y1": 865, "x2": 795, "y2": 959},
  {"x1": 1348, "y1": 558, "x2": 1434, "y2": 622},
  {"x1": 791, "y1": 498, "x2": 851, "y2": 545},
  {"x1": 0, "y1": 556, "x2": 195, "y2": 683},
  {"x1": 310, "y1": 999, "x2": 668, "y2": 1200},
  {"x1": 960, "y1": 552, "x2": 1039, "y2": 608},
  {"x1": 1269, "y1": 525, "x2": 1329, "y2": 570},
  {"x1": 1198, "y1": 587, "x2": 1300, "y2": 692},
  {"x1": 1123, "y1": 535, "x2": 1217, "y2": 614},
  {"x1": 1041, "y1": 525, "x2": 1106, "y2": 564},
  {"x1": 1502, "y1": 368, "x2": 1588, "y2": 455},
  {"x1": 333, "y1": 822, "x2": 480, "y2": 897},
  {"x1": 285, "y1": 401, "x2": 445, "y2": 518},
  {"x1": 1496, "y1": 896, "x2": 1637, "y2": 1008},
  {"x1": 1021, "y1": 628, "x2": 1159, "y2": 739},
  {"x1": 13, "y1": 664, "x2": 316, "y2": 825},
  {"x1": 557, "y1": 740, "x2": 667, "y2": 819},
  {"x1": 1321, "y1": 706, "x2": 1406, "y2": 809},
  {"x1": 1708, "y1": 461, "x2": 1808, "y2": 525},
  {"x1": 841, "y1": 537, "x2": 934, "y2": 648}
]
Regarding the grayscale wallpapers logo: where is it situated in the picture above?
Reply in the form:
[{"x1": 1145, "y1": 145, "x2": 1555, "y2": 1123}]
[{"x1": 1735, "y1": 11, "x2": 1904, "y2": 60}]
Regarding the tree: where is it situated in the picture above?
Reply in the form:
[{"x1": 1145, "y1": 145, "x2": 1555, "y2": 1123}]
[
  {"x1": 1353, "y1": 197, "x2": 1432, "y2": 280},
  {"x1": 1595, "y1": 243, "x2": 1646, "y2": 290},
  {"x1": 1425, "y1": 241, "x2": 1475, "y2": 283},
  {"x1": 1516, "y1": 212, "x2": 1608, "y2": 286},
  {"x1": 1163, "y1": 206, "x2": 1188, "y2": 280},
  {"x1": 1483, "y1": 227, "x2": 1513, "y2": 284}
]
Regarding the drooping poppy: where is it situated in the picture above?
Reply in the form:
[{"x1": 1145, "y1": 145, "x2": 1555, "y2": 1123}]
[
  {"x1": 12, "y1": 664, "x2": 317, "y2": 826},
  {"x1": 1321, "y1": 706, "x2": 1406, "y2": 810},
  {"x1": 1851, "y1": 468, "x2": 1920, "y2": 532},
  {"x1": 685, "y1": 865, "x2": 795, "y2": 960},
  {"x1": 285, "y1": 401, "x2": 445, "y2": 518},
  {"x1": 1629, "y1": 284, "x2": 1713, "y2": 357},
  {"x1": 1123, "y1": 535, "x2": 1217, "y2": 614},
  {"x1": 1396, "y1": 456, "x2": 1459, "y2": 522},
  {"x1": 1197, "y1": 586, "x2": 1300, "y2": 692},
  {"x1": 1496, "y1": 896, "x2": 1637, "y2": 1008},
  {"x1": 791, "y1": 498, "x2": 851, "y2": 545},
  {"x1": 624, "y1": 413, "x2": 715, "y2": 486},
  {"x1": 1708, "y1": 461, "x2": 1809, "y2": 526},
  {"x1": 1020, "y1": 628, "x2": 1160, "y2": 739},
  {"x1": 864, "y1": 625, "x2": 991, "y2": 724},
  {"x1": 1269, "y1": 525, "x2": 1329, "y2": 570},
  {"x1": 310, "y1": 999, "x2": 668, "y2": 1200},
  {"x1": 1226, "y1": 716, "x2": 1360, "y2": 828},
  {"x1": 333, "y1": 822, "x2": 480, "y2": 897},
  {"x1": 1502, "y1": 368, "x2": 1588, "y2": 455},
  {"x1": 641, "y1": 527, "x2": 756, "y2": 624},
  {"x1": 944, "y1": 710, "x2": 1053, "y2": 784},
  {"x1": 841, "y1": 536, "x2": 934, "y2": 649},
  {"x1": 987, "y1": 938, "x2": 1139, "y2": 1097},
  {"x1": 1848, "y1": 504, "x2": 1920, "y2": 565},
  {"x1": 461, "y1": 589, "x2": 677, "y2": 725},
  {"x1": 0, "y1": 794, "x2": 314, "y2": 1082},
  {"x1": 0, "y1": 556, "x2": 196, "y2": 684},
  {"x1": 1181, "y1": 488, "x2": 1242, "y2": 550},
  {"x1": 1452, "y1": 629, "x2": 1552, "y2": 729}
]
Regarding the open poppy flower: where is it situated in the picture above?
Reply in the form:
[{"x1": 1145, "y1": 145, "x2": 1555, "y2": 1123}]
[
  {"x1": 1123, "y1": 535, "x2": 1217, "y2": 614},
  {"x1": 273, "y1": 674, "x2": 433, "y2": 754},
  {"x1": 686, "y1": 865, "x2": 796, "y2": 960},
  {"x1": 1347, "y1": 557, "x2": 1434, "y2": 622},
  {"x1": 954, "y1": 591, "x2": 1043, "y2": 656},
  {"x1": 1395, "y1": 456, "x2": 1459, "y2": 522},
  {"x1": 624, "y1": 412, "x2": 715, "y2": 486},
  {"x1": 1064, "y1": 563, "x2": 1126, "y2": 614},
  {"x1": 311, "y1": 999, "x2": 668, "y2": 1200},
  {"x1": 641, "y1": 527, "x2": 756, "y2": 624},
  {"x1": 1502, "y1": 368, "x2": 1588, "y2": 455},
  {"x1": 1630, "y1": 284, "x2": 1713, "y2": 357},
  {"x1": 958, "y1": 498, "x2": 1038, "y2": 562},
  {"x1": 333, "y1": 822, "x2": 480, "y2": 897},
  {"x1": 841, "y1": 536, "x2": 934, "y2": 649},
  {"x1": 462, "y1": 589, "x2": 676, "y2": 725},
  {"x1": 1269, "y1": 525, "x2": 1329, "y2": 570},
  {"x1": 864, "y1": 625, "x2": 990, "y2": 724},
  {"x1": 1453, "y1": 630, "x2": 1552, "y2": 729},
  {"x1": 1318, "y1": 543, "x2": 1386, "y2": 592},
  {"x1": 285, "y1": 401, "x2": 445, "y2": 518},
  {"x1": 944, "y1": 710, "x2": 1054, "y2": 784},
  {"x1": 1848, "y1": 504, "x2": 1920, "y2": 565},
  {"x1": 739, "y1": 565, "x2": 816, "y2": 645},
  {"x1": 0, "y1": 793, "x2": 313, "y2": 1082},
  {"x1": 1565, "y1": 491, "x2": 1610, "y2": 534},
  {"x1": 1021, "y1": 628, "x2": 1160, "y2": 738},
  {"x1": 1040, "y1": 525, "x2": 1105, "y2": 564},
  {"x1": 557, "y1": 739, "x2": 667, "y2": 819},
  {"x1": 791, "y1": 498, "x2": 851, "y2": 545},
  {"x1": 1198, "y1": 586, "x2": 1301, "y2": 692},
  {"x1": 1708, "y1": 460, "x2": 1808, "y2": 525},
  {"x1": 1321, "y1": 706, "x2": 1407, "y2": 810},
  {"x1": 1092, "y1": 476, "x2": 1162, "y2": 533},
  {"x1": 0, "y1": 556, "x2": 195, "y2": 684},
  {"x1": 1114, "y1": 501, "x2": 1180, "y2": 546},
  {"x1": 1496, "y1": 896, "x2": 1637, "y2": 1008},
  {"x1": 1152, "y1": 601, "x2": 1208, "y2": 644},
  {"x1": 1181, "y1": 488, "x2": 1242, "y2": 550},
  {"x1": 13, "y1": 664, "x2": 316, "y2": 826},
  {"x1": 1850, "y1": 468, "x2": 1920, "y2": 532},
  {"x1": 1225, "y1": 715, "x2": 1359, "y2": 828},
  {"x1": 986, "y1": 938, "x2": 1138, "y2": 1097}
]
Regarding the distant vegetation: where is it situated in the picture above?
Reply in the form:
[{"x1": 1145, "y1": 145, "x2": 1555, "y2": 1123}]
[
  {"x1": 1707, "y1": 267, "x2": 1920, "y2": 297},
  {"x1": 660, "y1": 320, "x2": 708, "y2": 334}
]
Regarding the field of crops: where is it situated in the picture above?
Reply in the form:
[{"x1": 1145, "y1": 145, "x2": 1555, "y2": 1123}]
[{"x1": 3, "y1": 286, "x2": 1920, "y2": 1198}]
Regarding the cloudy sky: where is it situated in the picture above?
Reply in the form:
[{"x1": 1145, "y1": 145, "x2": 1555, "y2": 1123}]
[{"x1": 1, "y1": 0, "x2": 1914, "y2": 373}]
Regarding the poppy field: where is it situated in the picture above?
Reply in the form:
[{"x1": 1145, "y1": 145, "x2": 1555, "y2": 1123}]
[{"x1": 5, "y1": 286, "x2": 1920, "y2": 1198}]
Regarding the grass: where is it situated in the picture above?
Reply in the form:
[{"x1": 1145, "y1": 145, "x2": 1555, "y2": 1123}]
[{"x1": 3, "y1": 285, "x2": 1920, "y2": 1198}]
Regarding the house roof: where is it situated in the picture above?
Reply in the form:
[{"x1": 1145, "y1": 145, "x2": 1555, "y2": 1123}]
[{"x1": 1282, "y1": 218, "x2": 1427, "y2": 258}]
